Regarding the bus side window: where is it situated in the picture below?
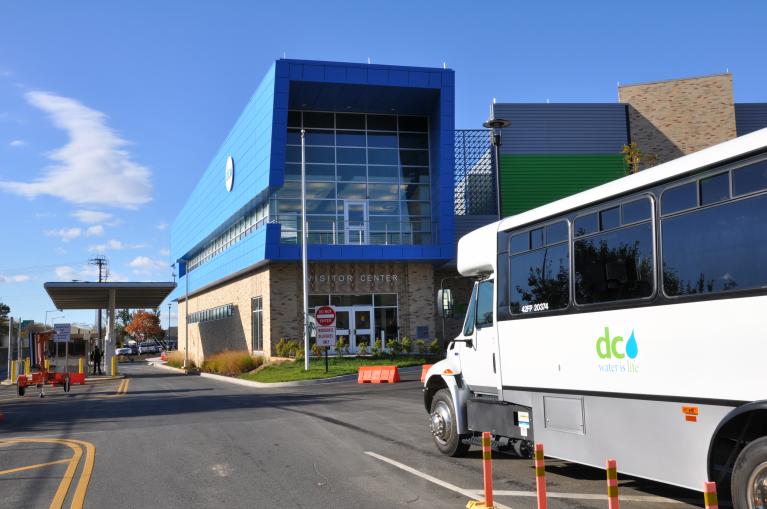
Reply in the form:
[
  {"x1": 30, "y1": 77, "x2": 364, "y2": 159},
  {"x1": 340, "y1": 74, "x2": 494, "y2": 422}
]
[
  {"x1": 463, "y1": 283, "x2": 478, "y2": 336},
  {"x1": 475, "y1": 280, "x2": 494, "y2": 328}
]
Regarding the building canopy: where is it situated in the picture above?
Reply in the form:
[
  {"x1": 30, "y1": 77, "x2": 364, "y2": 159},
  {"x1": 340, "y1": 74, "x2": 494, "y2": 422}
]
[{"x1": 44, "y1": 282, "x2": 176, "y2": 310}]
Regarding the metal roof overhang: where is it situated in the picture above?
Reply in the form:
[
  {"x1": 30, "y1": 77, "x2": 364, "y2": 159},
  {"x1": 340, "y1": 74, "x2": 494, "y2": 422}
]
[{"x1": 44, "y1": 282, "x2": 177, "y2": 310}]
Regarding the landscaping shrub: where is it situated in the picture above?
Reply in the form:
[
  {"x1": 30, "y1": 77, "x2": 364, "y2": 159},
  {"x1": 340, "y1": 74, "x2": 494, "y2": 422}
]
[
  {"x1": 201, "y1": 350, "x2": 264, "y2": 376},
  {"x1": 166, "y1": 350, "x2": 195, "y2": 369},
  {"x1": 414, "y1": 339, "x2": 426, "y2": 354},
  {"x1": 335, "y1": 336, "x2": 349, "y2": 357},
  {"x1": 428, "y1": 339, "x2": 442, "y2": 355},
  {"x1": 311, "y1": 342, "x2": 324, "y2": 357},
  {"x1": 386, "y1": 338, "x2": 401, "y2": 356},
  {"x1": 401, "y1": 336, "x2": 412, "y2": 354},
  {"x1": 372, "y1": 338, "x2": 382, "y2": 356},
  {"x1": 357, "y1": 341, "x2": 369, "y2": 355}
]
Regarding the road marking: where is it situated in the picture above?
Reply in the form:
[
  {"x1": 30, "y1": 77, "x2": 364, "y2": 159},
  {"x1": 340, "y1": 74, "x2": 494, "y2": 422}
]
[
  {"x1": 0, "y1": 437, "x2": 96, "y2": 509},
  {"x1": 468, "y1": 489, "x2": 685, "y2": 504},
  {"x1": 364, "y1": 451, "x2": 513, "y2": 509},
  {"x1": 0, "y1": 458, "x2": 72, "y2": 476}
]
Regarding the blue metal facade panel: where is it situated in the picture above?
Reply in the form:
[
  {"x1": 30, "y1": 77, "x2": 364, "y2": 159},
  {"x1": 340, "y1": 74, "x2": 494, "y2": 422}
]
[
  {"x1": 172, "y1": 59, "x2": 455, "y2": 297},
  {"x1": 493, "y1": 104, "x2": 629, "y2": 155},
  {"x1": 171, "y1": 64, "x2": 277, "y2": 261},
  {"x1": 735, "y1": 103, "x2": 767, "y2": 136}
]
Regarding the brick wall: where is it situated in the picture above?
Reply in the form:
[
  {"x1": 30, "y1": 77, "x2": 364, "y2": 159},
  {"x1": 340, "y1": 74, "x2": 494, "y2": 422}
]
[{"x1": 619, "y1": 74, "x2": 737, "y2": 169}]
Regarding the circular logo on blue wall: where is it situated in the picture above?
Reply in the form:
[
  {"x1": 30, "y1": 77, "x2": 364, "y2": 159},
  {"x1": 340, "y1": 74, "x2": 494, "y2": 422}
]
[{"x1": 225, "y1": 155, "x2": 234, "y2": 192}]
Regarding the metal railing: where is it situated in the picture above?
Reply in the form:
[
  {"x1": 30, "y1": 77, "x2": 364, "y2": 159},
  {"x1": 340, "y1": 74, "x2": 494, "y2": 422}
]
[{"x1": 278, "y1": 219, "x2": 439, "y2": 246}]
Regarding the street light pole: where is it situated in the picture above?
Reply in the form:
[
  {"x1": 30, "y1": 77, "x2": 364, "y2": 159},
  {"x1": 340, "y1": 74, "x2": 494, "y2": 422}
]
[
  {"x1": 483, "y1": 109, "x2": 511, "y2": 220},
  {"x1": 183, "y1": 261, "x2": 189, "y2": 370},
  {"x1": 301, "y1": 128, "x2": 310, "y2": 371}
]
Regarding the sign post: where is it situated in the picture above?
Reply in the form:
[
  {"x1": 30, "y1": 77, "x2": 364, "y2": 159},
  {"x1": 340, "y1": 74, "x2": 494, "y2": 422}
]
[
  {"x1": 315, "y1": 306, "x2": 336, "y2": 373},
  {"x1": 54, "y1": 323, "x2": 71, "y2": 373}
]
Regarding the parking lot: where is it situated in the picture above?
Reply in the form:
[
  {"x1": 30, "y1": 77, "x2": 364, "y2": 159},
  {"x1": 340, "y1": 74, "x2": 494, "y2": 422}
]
[{"x1": 0, "y1": 364, "x2": 707, "y2": 508}]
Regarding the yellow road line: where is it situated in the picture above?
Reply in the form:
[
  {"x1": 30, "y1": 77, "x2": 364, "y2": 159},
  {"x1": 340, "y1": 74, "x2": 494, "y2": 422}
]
[
  {"x1": 0, "y1": 458, "x2": 72, "y2": 476},
  {"x1": 65, "y1": 439, "x2": 96, "y2": 509},
  {"x1": 0, "y1": 437, "x2": 96, "y2": 509}
]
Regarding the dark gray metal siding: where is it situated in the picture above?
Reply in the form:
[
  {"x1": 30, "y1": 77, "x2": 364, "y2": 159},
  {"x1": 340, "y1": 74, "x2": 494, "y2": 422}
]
[
  {"x1": 735, "y1": 103, "x2": 767, "y2": 136},
  {"x1": 493, "y1": 104, "x2": 629, "y2": 155},
  {"x1": 454, "y1": 215, "x2": 496, "y2": 242}
]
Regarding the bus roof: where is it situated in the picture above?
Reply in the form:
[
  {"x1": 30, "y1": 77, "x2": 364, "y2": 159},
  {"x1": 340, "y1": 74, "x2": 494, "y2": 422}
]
[{"x1": 497, "y1": 127, "x2": 767, "y2": 233}]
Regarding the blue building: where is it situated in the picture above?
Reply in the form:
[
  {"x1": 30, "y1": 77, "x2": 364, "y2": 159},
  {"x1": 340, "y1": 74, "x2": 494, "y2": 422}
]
[{"x1": 171, "y1": 59, "x2": 455, "y2": 361}]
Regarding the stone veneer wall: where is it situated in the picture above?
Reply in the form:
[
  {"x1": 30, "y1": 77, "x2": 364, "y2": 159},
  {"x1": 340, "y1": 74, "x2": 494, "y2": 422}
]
[
  {"x1": 178, "y1": 262, "x2": 437, "y2": 363},
  {"x1": 178, "y1": 266, "x2": 270, "y2": 366},
  {"x1": 618, "y1": 74, "x2": 737, "y2": 169}
]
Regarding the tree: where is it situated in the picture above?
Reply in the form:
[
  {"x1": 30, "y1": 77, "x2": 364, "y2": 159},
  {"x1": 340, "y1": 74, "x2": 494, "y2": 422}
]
[
  {"x1": 125, "y1": 310, "x2": 164, "y2": 343},
  {"x1": 115, "y1": 309, "x2": 133, "y2": 344},
  {"x1": 622, "y1": 142, "x2": 658, "y2": 175},
  {"x1": 0, "y1": 302, "x2": 10, "y2": 332}
]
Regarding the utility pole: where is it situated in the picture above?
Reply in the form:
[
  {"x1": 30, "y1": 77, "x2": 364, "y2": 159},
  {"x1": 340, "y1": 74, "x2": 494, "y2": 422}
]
[{"x1": 89, "y1": 255, "x2": 108, "y2": 367}]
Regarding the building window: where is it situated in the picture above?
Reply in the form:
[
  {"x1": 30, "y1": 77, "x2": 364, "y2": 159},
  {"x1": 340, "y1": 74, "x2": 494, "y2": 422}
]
[
  {"x1": 187, "y1": 304, "x2": 234, "y2": 324},
  {"x1": 275, "y1": 111, "x2": 433, "y2": 246},
  {"x1": 252, "y1": 297, "x2": 263, "y2": 352}
]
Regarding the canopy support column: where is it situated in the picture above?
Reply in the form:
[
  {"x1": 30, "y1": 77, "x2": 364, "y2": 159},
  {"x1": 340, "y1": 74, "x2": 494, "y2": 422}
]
[{"x1": 105, "y1": 288, "x2": 116, "y2": 376}]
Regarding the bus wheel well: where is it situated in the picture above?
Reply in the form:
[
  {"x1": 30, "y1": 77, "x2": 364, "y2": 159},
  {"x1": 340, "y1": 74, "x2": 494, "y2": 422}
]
[
  {"x1": 709, "y1": 407, "x2": 767, "y2": 487},
  {"x1": 424, "y1": 376, "x2": 448, "y2": 412}
]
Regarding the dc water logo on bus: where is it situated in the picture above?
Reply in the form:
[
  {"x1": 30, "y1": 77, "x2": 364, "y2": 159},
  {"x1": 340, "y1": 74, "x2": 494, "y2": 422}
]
[{"x1": 595, "y1": 327, "x2": 639, "y2": 374}]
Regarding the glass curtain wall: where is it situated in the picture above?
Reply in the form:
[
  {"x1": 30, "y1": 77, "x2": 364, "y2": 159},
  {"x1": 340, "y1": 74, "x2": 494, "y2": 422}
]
[{"x1": 272, "y1": 111, "x2": 433, "y2": 245}]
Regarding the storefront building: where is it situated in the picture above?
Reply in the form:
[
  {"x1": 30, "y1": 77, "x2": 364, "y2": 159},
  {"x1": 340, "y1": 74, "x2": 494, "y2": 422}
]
[{"x1": 171, "y1": 59, "x2": 454, "y2": 363}]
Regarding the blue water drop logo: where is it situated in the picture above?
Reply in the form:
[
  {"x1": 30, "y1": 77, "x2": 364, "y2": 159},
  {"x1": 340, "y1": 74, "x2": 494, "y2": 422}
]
[{"x1": 626, "y1": 330, "x2": 638, "y2": 359}]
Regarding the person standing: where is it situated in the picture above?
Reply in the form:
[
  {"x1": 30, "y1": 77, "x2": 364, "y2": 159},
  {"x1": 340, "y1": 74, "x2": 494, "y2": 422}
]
[{"x1": 91, "y1": 345, "x2": 103, "y2": 375}]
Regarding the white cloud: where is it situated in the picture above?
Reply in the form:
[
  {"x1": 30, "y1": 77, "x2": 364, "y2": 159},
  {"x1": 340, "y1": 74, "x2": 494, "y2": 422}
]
[
  {"x1": 159, "y1": 248, "x2": 170, "y2": 257},
  {"x1": 88, "y1": 239, "x2": 146, "y2": 253},
  {"x1": 156, "y1": 222, "x2": 169, "y2": 231},
  {"x1": 85, "y1": 225, "x2": 104, "y2": 237},
  {"x1": 9, "y1": 139, "x2": 26, "y2": 147},
  {"x1": 54, "y1": 264, "x2": 99, "y2": 281},
  {"x1": 54, "y1": 246, "x2": 67, "y2": 255},
  {"x1": 0, "y1": 274, "x2": 30, "y2": 283},
  {"x1": 45, "y1": 227, "x2": 81, "y2": 241},
  {"x1": 0, "y1": 91, "x2": 153, "y2": 208},
  {"x1": 72, "y1": 209, "x2": 112, "y2": 224},
  {"x1": 129, "y1": 256, "x2": 166, "y2": 270}
]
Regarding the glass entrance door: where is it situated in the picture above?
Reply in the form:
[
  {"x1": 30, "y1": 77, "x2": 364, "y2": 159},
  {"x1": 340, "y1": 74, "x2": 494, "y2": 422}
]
[
  {"x1": 334, "y1": 305, "x2": 374, "y2": 353},
  {"x1": 344, "y1": 200, "x2": 369, "y2": 244}
]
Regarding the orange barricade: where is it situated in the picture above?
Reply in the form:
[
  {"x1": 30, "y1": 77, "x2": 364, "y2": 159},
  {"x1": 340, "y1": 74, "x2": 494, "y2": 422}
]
[
  {"x1": 420, "y1": 364, "x2": 433, "y2": 383},
  {"x1": 69, "y1": 373, "x2": 86, "y2": 385},
  {"x1": 358, "y1": 365, "x2": 400, "y2": 383}
]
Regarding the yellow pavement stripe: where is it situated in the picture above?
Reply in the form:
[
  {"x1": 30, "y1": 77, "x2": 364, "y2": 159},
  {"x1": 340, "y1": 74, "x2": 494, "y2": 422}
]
[
  {"x1": 0, "y1": 458, "x2": 72, "y2": 476},
  {"x1": 64, "y1": 439, "x2": 96, "y2": 509},
  {"x1": 48, "y1": 441, "x2": 82, "y2": 509},
  {"x1": 0, "y1": 437, "x2": 95, "y2": 509}
]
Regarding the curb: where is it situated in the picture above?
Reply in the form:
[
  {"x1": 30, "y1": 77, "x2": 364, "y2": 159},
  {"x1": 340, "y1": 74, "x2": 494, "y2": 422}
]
[{"x1": 148, "y1": 361, "x2": 422, "y2": 388}]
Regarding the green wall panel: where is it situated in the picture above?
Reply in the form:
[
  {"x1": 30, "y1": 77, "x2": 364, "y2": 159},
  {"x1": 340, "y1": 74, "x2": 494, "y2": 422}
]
[{"x1": 499, "y1": 154, "x2": 625, "y2": 217}]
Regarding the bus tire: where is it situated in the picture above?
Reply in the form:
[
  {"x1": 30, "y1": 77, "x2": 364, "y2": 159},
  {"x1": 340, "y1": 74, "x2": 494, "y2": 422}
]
[
  {"x1": 731, "y1": 435, "x2": 767, "y2": 509},
  {"x1": 429, "y1": 388, "x2": 469, "y2": 457}
]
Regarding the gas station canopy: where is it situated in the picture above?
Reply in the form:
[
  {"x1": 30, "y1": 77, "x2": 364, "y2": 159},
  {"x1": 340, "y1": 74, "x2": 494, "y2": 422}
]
[{"x1": 44, "y1": 282, "x2": 176, "y2": 310}]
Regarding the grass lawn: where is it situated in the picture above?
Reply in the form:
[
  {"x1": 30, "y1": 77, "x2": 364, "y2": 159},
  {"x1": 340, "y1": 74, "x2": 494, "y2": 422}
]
[{"x1": 240, "y1": 356, "x2": 430, "y2": 383}]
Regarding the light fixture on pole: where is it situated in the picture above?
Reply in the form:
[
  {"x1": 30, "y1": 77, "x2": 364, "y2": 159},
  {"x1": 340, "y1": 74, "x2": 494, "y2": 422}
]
[
  {"x1": 300, "y1": 128, "x2": 310, "y2": 370},
  {"x1": 44, "y1": 309, "x2": 58, "y2": 328},
  {"x1": 177, "y1": 259, "x2": 190, "y2": 370},
  {"x1": 482, "y1": 114, "x2": 511, "y2": 220}
]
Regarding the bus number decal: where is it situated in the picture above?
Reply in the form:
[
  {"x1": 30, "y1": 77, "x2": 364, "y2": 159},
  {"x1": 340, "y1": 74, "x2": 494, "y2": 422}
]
[{"x1": 522, "y1": 302, "x2": 549, "y2": 313}]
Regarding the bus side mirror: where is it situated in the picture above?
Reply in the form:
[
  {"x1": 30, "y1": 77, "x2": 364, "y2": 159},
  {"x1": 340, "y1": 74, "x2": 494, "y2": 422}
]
[{"x1": 437, "y1": 289, "x2": 454, "y2": 318}]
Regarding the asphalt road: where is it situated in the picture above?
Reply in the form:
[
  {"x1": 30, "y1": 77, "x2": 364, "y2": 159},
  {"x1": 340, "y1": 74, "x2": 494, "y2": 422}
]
[{"x1": 0, "y1": 363, "x2": 708, "y2": 509}]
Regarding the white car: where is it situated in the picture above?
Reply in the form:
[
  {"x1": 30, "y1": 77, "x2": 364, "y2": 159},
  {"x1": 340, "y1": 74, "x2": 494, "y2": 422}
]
[{"x1": 115, "y1": 347, "x2": 132, "y2": 356}]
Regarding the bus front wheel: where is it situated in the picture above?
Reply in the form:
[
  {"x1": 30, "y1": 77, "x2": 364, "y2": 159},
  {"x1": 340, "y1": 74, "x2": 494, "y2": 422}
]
[
  {"x1": 732, "y1": 436, "x2": 767, "y2": 509},
  {"x1": 429, "y1": 389, "x2": 469, "y2": 457}
]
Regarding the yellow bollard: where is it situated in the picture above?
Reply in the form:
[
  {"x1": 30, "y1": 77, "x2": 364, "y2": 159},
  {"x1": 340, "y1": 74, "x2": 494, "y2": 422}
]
[
  {"x1": 44, "y1": 358, "x2": 50, "y2": 371},
  {"x1": 10, "y1": 360, "x2": 17, "y2": 383},
  {"x1": 111, "y1": 356, "x2": 117, "y2": 376},
  {"x1": 24, "y1": 357, "x2": 30, "y2": 376},
  {"x1": 78, "y1": 357, "x2": 84, "y2": 375}
]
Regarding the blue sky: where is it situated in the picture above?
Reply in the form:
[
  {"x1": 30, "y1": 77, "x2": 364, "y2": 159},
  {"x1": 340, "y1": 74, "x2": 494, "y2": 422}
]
[{"x1": 0, "y1": 1, "x2": 765, "y2": 328}]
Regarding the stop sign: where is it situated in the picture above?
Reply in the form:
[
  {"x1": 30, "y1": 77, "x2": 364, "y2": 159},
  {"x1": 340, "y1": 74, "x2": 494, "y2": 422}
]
[{"x1": 316, "y1": 306, "x2": 336, "y2": 327}]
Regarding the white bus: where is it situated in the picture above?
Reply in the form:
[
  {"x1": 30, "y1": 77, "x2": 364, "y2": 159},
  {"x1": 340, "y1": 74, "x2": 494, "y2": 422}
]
[{"x1": 424, "y1": 127, "x2": 767, "y2": 508}]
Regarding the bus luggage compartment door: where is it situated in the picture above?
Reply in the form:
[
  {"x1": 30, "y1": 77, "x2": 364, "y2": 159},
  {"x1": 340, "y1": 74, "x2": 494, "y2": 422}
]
[{"x1": 467, "y1": 398, "x2": 533, "y2": 441}]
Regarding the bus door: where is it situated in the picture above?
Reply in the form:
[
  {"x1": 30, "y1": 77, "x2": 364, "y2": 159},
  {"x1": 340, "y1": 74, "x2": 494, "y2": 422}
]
[{"x1": 460, "y1": 279, "x2": 499, "y2": 395}]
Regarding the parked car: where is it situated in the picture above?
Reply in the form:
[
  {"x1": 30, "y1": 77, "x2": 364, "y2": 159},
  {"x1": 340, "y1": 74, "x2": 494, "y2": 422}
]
[
  {"x1": 138, "y1": 342, "x2": 160, "y2": 355},
  {"x1": 115, "y1": 347, "x2": 132, "y2": 356}
]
